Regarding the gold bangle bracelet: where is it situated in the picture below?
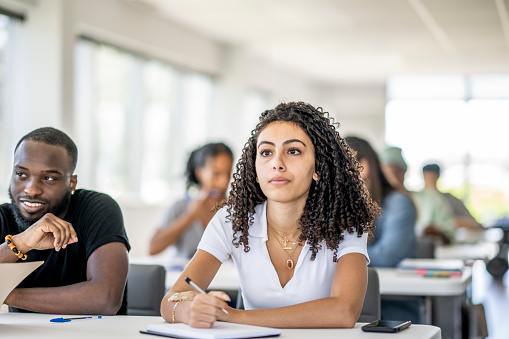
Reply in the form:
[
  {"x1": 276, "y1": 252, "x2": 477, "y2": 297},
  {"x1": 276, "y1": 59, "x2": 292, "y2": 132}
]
[{"x1": 172, "y1": 301, "x2": 181, "y2": 324}]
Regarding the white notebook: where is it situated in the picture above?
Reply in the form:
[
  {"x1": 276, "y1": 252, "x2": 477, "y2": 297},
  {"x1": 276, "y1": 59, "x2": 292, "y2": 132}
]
[
  {"x1": 0, "y1": 261, "x2": 44, "y2": 305},
  {"x1": 398, "y1": 259, "x2": 464, "y2": 272},
  {"x1": 144, "y1": 321, "x2": 281, "y2": 339}
]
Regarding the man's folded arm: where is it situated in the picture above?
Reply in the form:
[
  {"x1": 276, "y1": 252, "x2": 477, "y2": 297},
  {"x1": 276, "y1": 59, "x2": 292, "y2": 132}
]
[{"x1": 5, "y1": 242, "x2": 129, "y2": 315}]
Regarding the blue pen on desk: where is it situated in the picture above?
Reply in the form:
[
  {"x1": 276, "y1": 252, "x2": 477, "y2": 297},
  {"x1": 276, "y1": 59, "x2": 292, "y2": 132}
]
[
  {"x1": 50, "y1": 316, "x2": 102, "y2": 323},
  {"x1": 184, "y1": 276, "x2": 229, "y2": 314}
]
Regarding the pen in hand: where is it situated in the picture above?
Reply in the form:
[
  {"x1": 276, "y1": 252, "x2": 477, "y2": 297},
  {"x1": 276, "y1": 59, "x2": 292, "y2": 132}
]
[{"x1": 184, "y1": 276, "x2": 229, "y2": 314}]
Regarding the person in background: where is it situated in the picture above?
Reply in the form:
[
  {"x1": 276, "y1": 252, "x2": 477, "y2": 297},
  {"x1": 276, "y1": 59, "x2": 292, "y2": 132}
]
[
  {"x1": 149, "y1": 143, "x2": 234, "y2": 258},
  {"x1": 422, "y1": 163, "x2": 481, "y2": 229},
  {"x1": 346, "y1": 137, "x2": 419, "y2": 324},
  {"x1": 380, "y1": 146, "x2": 408, "y2": 192},
  {"x1": 414, "y1": 164, "x2": 456, "y2": 244},
  {"x1": 160, "y1": 102, "x2": 379, "y2": 328},
  {"x1": 345, "y1": 137, "x2": 417, "y2": 267},
  {"x1": 381, "y1": 147, "x2": 455, "y2": 245},
  {"x1": 0, "y1": 127, "x2": 130, "y2": 315}
]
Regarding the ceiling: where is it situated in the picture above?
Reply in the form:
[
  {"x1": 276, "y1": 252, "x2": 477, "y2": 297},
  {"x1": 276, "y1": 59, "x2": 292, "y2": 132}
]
[{"x1": 126, "y1": 0, "x2": 509, "y2": 85}]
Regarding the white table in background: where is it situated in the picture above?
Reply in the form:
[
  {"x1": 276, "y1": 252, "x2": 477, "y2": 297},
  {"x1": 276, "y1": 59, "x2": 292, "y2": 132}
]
[
  {"x1": 378, "y1": 267, "x2": 472, "y2": 339},
  {"x1": 0, "y1": 313, "x2": 441, "y2": 339},
  {"x1": 435, "y1": 242, "x2": 497, "y2": 261}
]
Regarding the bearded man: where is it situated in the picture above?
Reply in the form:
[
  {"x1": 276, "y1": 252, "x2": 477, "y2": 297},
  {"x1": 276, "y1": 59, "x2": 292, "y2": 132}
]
[{"x1": 0, "y1": 127, "x2": 130, "y2": 315}]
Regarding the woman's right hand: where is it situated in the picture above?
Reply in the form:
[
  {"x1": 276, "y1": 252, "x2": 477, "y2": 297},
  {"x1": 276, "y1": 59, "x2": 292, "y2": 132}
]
[
  {"x1": 189, "y1": 189, "x2": 223, "y2": 216},
  {"x1": 172, "y1": 290, "x2": 231, "y2": 328}
]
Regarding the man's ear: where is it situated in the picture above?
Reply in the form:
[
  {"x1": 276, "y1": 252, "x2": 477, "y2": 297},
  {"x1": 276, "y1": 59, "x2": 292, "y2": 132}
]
[{"x1": 70, "y1": 175, "x2": 78, "y2": 193}]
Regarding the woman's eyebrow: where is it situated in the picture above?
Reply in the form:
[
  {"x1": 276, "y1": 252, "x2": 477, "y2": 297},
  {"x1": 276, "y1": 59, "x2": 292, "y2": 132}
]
[
  {"x1": 258, "y1": 139, "x2": 307, "y2": 149},
  {"x1": 257, "y1": 141, "x2": 275, "y2": 149},
  {"x1": 283, "y1": 139, "x2": 306, "y2": 147}
]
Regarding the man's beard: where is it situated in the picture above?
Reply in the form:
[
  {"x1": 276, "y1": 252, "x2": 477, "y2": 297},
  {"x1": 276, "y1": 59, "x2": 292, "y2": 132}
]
[{"x1": 8, "y1": 188, "x2": 72, "y2": 233}]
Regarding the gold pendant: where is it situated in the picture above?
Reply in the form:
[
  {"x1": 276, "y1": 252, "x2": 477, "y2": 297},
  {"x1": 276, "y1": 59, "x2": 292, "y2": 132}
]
[
  {"x1": 286, "y1": 259, "x2": 294, "y2": 269},
  {"x1": 282, "y1": 237, "x2": 293, "y2": 250}
]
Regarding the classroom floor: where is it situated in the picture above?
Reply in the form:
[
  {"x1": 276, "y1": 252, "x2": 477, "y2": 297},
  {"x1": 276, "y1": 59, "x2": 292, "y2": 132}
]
[{"x1": 471, "y1": 259, "x2": 509, "y2": 339}]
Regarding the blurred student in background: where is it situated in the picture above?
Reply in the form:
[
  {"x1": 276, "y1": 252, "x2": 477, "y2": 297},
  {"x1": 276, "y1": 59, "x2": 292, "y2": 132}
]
[
  {"x1": 380, "y1": 146, "x2": 408, "y2": 192},
  {"x1": 149, "y1": 143, "x2": 233, "y2": 258},
  {"x1": 347, "y1": 137, "x2": 419, "y2": 324},
  {"x1": 414, "y1": 164, "x2": 456, "y2": 244},
  {"x1": 421, "y1": 163, "x2": 480, "y2": 229},
  {"x1": 345, "y1": 137, "x2": 417, "y2": 267},
  {"x1": 381, "y1": 147, "x2": 455, "y2": 245}
]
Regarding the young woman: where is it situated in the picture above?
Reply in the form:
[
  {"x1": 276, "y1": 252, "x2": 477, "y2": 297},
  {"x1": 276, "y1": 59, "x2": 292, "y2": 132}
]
[
  {"x1": 344, "y1": 136, "x2": 416, "y2": 267},
  {"x1": 149, "y1": 143, "x2": 234, "y2": 258},
  {"x1": 161, "y1": 102, "x2": 379, "y2": 328},
  {"x1": 345, "y1": 136, "x2": 419, "y2": 323}
]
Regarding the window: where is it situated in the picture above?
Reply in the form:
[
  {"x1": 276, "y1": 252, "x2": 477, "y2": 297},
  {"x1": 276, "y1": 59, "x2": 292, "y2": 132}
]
[
  {"x1": 386, "y1": 75, "x2": 509, "y2": 222},
  {"x1": 74, "y1": 39, "x2": 215, "y2": 204},
  {"x1": 0, "y1": 12, "x2": 22, "y2": 201}
]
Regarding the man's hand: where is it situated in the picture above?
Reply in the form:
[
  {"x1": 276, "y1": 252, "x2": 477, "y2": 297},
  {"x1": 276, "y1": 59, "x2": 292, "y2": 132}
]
[
  {"x1": 13, "y1": 213, "x2": 78, "y2": 253},
  {"x1": 423, "y1": 225, "x2": 451, "y2": 245}
]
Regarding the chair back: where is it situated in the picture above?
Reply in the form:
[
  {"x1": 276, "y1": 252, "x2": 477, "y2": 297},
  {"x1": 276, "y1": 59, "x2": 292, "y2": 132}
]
[
  {"x1": 236, "y1": 288, "x2": 244, "y2": 310},
  {"x1": 415, "y1": 237, "x2": 436, "y2": 258},
  {"x1": 358, "y1": 267, "x2": 381, "y2": 322},
  {"x1": 127, "y1": 264, "x2": 166, "y2": 316}
]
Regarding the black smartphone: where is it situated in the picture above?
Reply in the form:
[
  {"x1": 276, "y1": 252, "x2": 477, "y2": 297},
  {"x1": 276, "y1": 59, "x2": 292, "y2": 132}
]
[{"x1": 361, "y1": 320, "x2": 412, "y2": 333}]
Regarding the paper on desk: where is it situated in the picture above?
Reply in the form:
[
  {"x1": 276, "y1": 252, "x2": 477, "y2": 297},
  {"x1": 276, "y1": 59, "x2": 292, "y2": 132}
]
[
  {"x1": 145, "y1": 321, "x2": 281, "y2": 339},
  {"x1": 398, "y1": 259, "x2": 464, "y2": 272},
  {"x1": 0, "y1": 261, "x2": 43, "y2": 305}
]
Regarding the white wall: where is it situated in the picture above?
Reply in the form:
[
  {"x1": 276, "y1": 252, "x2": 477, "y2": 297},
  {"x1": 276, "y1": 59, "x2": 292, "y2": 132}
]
[
  {"x1": 0, "y1": 0, "x2": 387, "y2": 256},
  {"x1": 325, "y1": 84, "x2": 388, "y2": 149}
]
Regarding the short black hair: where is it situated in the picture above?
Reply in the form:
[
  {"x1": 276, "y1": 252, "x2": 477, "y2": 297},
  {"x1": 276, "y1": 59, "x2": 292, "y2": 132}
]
[
  {"x1": 185, "y1": 142, "x2": 233, "y2": 190},
  {"x1": 15, "y1": 127, "x2": 78, "y2": 172},
  {"x1": 423, "y1": 163, "x2": 440, "y2": 175}
]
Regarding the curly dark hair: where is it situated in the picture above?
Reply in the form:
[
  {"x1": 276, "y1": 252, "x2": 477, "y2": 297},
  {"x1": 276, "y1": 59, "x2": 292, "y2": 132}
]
[{"x1": 221, "y1": 101, "x2": 380, "y2": 261}]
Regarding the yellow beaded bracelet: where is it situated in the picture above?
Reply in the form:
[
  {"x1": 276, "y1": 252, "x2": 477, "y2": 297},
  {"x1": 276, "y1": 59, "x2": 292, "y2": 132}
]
[{"x1": 5, "y1": 235, "x2": 27, "y2": 260}]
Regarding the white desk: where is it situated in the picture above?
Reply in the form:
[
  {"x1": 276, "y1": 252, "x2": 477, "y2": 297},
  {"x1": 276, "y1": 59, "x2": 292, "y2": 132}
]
[
  {"x1": 0, "y1": 313, "x2": 441, "y2": 339},
  {"x1": 435, "y1": 243, "x2": 497, "y2": 261},
  {"x1": 378, "y1": 267, "x2": 472, "y2": 339},
  {"x1": 377, "y1": 267, "x2": 472, "y2": 296}
]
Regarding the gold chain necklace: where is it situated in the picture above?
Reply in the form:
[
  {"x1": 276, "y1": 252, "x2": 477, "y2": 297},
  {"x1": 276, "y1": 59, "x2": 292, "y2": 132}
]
[
  {"x1": 269, "y1": 225, "x2": 298, "y2": 250},
  {"x1": 269, "y1": 226, "x2": 301, "y2": 270}
]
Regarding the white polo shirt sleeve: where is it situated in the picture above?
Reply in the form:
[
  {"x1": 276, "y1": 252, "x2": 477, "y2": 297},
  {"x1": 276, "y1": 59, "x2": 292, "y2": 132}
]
[
  {"x1": 339, "y1": 230, "x2": 370, "y2": 264},
  {"x1": 197, "y1": 207, "x2": 233, "y2": 263}
]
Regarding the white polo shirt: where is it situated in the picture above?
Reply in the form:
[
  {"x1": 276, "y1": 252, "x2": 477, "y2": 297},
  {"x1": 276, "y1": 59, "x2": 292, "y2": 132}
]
[{"x1": 197, "y1": 201, "x2": 369, "y2": 310}]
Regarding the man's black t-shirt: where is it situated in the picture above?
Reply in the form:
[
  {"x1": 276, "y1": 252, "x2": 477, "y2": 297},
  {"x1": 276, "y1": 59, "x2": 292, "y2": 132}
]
[{"x1": 0, "y1": 189, "x2": 131, "y2": 314}]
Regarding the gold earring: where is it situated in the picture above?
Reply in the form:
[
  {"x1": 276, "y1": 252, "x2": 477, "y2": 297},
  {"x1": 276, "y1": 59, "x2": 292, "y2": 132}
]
[{"x1": 256, "y1": 177, "x2": 259, "y2": 183}]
